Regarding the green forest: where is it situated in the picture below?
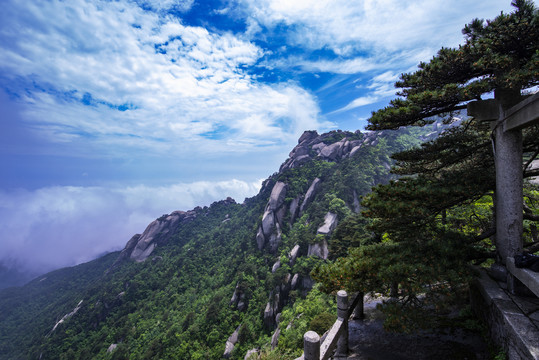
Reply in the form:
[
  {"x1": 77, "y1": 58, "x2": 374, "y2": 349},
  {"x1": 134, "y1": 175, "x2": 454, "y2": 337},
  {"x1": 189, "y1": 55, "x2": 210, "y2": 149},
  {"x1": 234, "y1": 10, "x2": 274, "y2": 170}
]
[{"x1": 0, "y1": 1, "x2": 538, "y2": 359}]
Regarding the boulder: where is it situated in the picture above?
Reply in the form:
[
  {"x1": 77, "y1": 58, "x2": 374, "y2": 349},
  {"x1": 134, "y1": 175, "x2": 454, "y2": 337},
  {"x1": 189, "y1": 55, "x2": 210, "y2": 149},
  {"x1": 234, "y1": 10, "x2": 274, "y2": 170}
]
[
  {"x1": 230, "y1": 282, "x2": 240, "y2": 306},
  {"x1": 289, "y1": 197, "x2": 300, "y2": 224},
  {"x1": 268, "y1": 182, "x2": 287, "y2": 211},
  {"x1": 261, "y1": 210, "x2": 275, "y2": 237},
  {"x1": 319, "y1": 139, "x2": 344, "y2": 160},
  {"x1": 288, "y1": 245, "x2": 300, "y2": 266},
  {"x1": 317, "y1": 212, "x2": 338, "y2": 235},
  {"x1": 130, "y1": 211, "x2": 184, "y2": 261},
  {"x1": 349, "y1": 144, "x2": 362, "y2": 157},
  {"x1": 298, "y1": 130, "x2": 319, "y2": 144},
  {"x1": 289, "y1": 154, "x2": 311, "y2": 169},
  {"x1": 268, "y1": 224, "x2": 281, "y2": 253},
  {"x1": 271, "y1": 328, "x2": 281, "y2": 349},
  {"x1": 223, "y1": 341, "x2": 234, "y2": 358},
  {"x1": 301, "y1": 276, "x2": 315, "y2": 295},
  {"x1": 291, "y1": 273, "x2": 299, "y2": 290},
  {"x1": 271, "y1": 259, "x2": 281, "y2": 273},
  {"x1": 289, "y1": 145, "x2": 310, "y2": 159},
  {"x1": 228, "y1": 325, "x2": 240, "y2": 345},
  {"x1": 308, "y1": 239, "x2": 329, "y2": 260},
  {"x1": 264, "y1": 302, "x2": 274, "y2": 328},
  {"x1": 312, "y1": 142, "x2": 326, "y2": 154},
  {"x1": 237, "y1": 297, "x2": 246, "y2": 312},
  {"x1": 281, "y1": 273, "x2": 291, "y2": 292},
  {"x1": 300, "y1": 178, "x2": 321, "y2": 213},
  {"x1": 275, "y1": 206, "x2": 287, "y2": 227},
  {"x1": 256, "y1": 226, "x2": 265, "y2": 250}
]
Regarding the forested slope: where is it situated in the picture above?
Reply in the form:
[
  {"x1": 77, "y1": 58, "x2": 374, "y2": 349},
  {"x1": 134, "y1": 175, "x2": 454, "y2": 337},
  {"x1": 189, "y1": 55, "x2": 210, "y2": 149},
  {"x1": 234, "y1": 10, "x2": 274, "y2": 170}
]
[{"x1": 0, "y1": 126, "x2": 438, "y2": 360}]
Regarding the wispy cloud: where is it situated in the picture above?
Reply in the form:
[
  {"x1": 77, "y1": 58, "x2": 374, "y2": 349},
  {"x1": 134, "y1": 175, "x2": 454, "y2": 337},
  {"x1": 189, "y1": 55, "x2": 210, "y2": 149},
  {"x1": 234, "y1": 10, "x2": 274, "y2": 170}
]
[
  {"x1": 0, "y1": 0, "x2": 331, "y2": 159},
  {"x1": 241, "y1": 0, "x2": 513, "y2": 55},
  {"x1": 332, "y1": 71, "x2": 401, "y2": 113},
  {"x1": 0, "y1": 179, "x2": 262, "y2": 275}
]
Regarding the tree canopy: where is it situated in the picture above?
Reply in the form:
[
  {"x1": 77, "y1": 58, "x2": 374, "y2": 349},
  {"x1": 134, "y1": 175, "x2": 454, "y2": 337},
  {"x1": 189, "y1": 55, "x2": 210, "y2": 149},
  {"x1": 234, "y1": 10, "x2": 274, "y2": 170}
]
[
  {"x1": 314, "y1": 0, "x2": 539, "y2": 331},
  {"x1": 368, "y1": 0, "x2": 538, "y2": 130}
]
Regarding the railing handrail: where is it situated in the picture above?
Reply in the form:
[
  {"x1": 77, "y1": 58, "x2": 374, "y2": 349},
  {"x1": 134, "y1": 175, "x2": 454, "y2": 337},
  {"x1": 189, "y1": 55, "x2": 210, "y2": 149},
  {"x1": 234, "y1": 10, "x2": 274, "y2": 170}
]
[{"x1": 295, "y1": 290, "x2": 364, "y2": 360}]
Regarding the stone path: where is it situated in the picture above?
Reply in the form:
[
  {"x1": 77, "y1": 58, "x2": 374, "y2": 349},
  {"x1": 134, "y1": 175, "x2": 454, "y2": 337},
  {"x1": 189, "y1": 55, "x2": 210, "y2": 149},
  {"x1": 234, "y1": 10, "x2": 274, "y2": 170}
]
[{"x1": 346, "y1": 300, "x2": 490, "y2": 360}]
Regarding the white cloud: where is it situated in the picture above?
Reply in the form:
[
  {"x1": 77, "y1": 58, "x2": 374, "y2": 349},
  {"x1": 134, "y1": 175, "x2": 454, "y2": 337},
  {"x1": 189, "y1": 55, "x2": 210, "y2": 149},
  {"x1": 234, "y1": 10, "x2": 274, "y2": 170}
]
[
  {"x1": 242, "y1": 0, "x2": 513, "y2": 55},
  {"x1": 0, "y1": 179, "x2": 262, "y2": 275},
  {"x1": 135, "y1": 0, "x2": 195, "y2": 12},
  {"x1": 333, "y1": 71, "x2": 401, "y2": 113},
  {"x1": 0, "y1": 0, "x2": 331, "y2": 159}
]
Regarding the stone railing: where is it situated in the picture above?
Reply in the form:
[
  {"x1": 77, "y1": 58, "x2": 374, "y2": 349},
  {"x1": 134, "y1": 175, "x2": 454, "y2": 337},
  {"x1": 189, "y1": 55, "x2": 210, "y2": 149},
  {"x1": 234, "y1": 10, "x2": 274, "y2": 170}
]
[
  {"x1": 295, "y1": 290, "x2": 363, "y2": 360},
  {"x1": 506, "y1": 256, "x2": 539, "y2": 297}
]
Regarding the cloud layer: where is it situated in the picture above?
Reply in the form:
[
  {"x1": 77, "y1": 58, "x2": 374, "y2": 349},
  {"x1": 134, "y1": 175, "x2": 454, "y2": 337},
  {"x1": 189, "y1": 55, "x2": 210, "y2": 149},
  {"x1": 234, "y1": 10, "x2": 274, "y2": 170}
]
[
  {"x1": 0, "y1": 179, "x2": 261, "y2": 276},
  {"x1": 0, "y1": 0, "x2": 330, "y2": 159}
]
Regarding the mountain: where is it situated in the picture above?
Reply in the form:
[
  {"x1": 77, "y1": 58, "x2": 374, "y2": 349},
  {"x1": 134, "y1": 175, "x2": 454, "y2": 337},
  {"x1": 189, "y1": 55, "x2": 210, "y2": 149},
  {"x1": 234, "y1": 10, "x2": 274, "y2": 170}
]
[{"x1": 0, "y1": 127, "x2": 439, "y2": 360}]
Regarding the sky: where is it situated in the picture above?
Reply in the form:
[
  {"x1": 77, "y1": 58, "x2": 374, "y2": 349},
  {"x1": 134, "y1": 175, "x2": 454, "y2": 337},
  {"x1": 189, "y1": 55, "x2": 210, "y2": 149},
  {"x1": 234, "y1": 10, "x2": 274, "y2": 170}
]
[{"x1": 0, "y1": 0, "x2": 518, "y2": 282}]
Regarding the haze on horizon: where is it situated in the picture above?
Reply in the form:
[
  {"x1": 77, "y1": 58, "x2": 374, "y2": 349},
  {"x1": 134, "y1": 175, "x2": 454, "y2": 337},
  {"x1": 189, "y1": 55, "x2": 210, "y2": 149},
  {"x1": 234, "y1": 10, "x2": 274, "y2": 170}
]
[{"x1": 0, "y1": 0, "x2": 517, "y2": 286}]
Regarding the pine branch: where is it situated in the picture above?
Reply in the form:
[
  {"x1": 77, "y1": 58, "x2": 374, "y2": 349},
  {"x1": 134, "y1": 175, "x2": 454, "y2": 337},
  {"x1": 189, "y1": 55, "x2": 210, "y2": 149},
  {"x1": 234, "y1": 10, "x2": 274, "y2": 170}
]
[{"x1": 523, "y1": 147, "x2": 539, "y2": 172}]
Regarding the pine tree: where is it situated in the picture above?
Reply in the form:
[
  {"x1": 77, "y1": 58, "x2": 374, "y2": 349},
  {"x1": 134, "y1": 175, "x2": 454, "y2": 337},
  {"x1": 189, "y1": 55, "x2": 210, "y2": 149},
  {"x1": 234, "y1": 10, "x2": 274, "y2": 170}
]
[{"x1": 314, "y1": 0, "x2": 539, "y2": 330}]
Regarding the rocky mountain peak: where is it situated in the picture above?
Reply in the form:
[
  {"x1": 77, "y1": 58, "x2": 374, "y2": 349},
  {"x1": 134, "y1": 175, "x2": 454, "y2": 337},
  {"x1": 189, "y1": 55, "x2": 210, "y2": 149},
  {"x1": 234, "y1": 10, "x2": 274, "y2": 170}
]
[{"x1": 279, "y1": 129, "x2": 381, "y2": 172}]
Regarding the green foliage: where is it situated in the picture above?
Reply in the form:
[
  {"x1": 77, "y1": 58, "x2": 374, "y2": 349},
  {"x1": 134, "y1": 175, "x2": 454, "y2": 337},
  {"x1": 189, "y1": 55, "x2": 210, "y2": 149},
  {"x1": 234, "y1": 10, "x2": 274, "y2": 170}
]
[
  {"x1": 368, "y1": 0, "x2": 538, "y2": 130},
  {"x1": 308, "y1": 312, "x2": 336, "y2": 335},
  {"x1": 273, "y1": 285, "x2": 336, "y2": 357},
  {"x1": 0, "y1": 126, "x2": 457, "y2": 358},
  {"x1": 316, "y1": 1, "x2": 539, "y2": 333},
  {"x1": 328, "y1": 213, "x2": 376, "y2": 259}
]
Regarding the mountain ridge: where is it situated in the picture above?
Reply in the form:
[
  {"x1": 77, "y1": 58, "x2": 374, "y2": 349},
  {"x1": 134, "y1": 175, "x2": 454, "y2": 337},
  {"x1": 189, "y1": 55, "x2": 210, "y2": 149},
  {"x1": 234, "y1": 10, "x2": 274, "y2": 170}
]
[{"x1": 0, "y1": 126, "x2": 441, "y2": 359}]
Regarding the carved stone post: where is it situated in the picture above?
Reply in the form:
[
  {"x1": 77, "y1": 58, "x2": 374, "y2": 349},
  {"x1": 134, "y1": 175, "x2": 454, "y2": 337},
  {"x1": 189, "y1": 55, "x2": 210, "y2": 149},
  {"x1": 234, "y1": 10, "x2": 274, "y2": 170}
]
[
  {"x1": 494, "y1": 89, "x2": 523, "y2": 264},
  {"x1": 303, "y1": 331, "x2": 320, "y2": 360},
  {"x1": 335, "y1": 290, "x2": 348, "y2": 358}
]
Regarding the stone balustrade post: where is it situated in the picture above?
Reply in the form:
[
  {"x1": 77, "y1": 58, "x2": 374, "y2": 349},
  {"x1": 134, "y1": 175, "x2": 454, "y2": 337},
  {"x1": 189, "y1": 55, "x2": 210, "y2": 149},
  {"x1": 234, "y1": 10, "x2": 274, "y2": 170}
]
[
  {"x1": 303, "y1": 331, "x2": 320, "y2": 360},
  {"x1": 335, "y1": 290, "x2": 348, "y2": 358}
]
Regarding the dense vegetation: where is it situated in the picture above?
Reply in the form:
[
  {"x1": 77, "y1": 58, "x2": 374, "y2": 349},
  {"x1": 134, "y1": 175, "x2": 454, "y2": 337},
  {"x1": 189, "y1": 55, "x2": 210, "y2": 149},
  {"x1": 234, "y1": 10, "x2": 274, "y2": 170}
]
[
  {"x1": 314, "y1": 0, "x2": 539, "y2": 331},
  {"x1": 2, "y1": 3, "x2": 536, "y2": 358},
  {"x1": 0, "y1": 126, "x2": 430, "y2": 360}
]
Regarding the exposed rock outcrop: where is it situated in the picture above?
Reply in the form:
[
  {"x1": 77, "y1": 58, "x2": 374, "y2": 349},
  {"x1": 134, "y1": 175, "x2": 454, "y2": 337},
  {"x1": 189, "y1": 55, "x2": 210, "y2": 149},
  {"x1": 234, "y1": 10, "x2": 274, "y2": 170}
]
[
  {"x1": 130, "y1": 211, "x2": 186, "y2": 262},
  {"x1": 307, "y1": 212, "x2": 338, "y2": 260},
  {"x1": 113, "y1": 198, "x2": 237, "y2": 264},
  {"x1": 317, "y1": 212, "x2": 338, "y2": 235},
  {"x1": 257, "y1": 182, "x2": 287, "y2": 253},
  {"x1": 289, "y1": 197, "x2": 300, "y2": 224},
  {"x1": 271, "y1": 259, "x2": 281, "y2": 273},
  {"x1": 300, "y1": 178, "x2": 321, "y2": 214},
  {"x1": 290, "y1": 273, "x2": 299, "y2": 290},
  {"x1": 280, "y1": 130, "x2": 368, "y2": 172},
  {"x1": 288, "y1": 245, "x2": 300, "y2": 266},
  {"x1": 223, "y1": 325, "x2": 241, "y2": 358},
  {"x1": 50, "y1": 300, "x2": 83, "y2": 334},
  {"x1": 271, "y1": 327, "x2": 280, "y2": 349},
  {"x1": 106, "y1": 234, "x2": 141, "y2": 273}
]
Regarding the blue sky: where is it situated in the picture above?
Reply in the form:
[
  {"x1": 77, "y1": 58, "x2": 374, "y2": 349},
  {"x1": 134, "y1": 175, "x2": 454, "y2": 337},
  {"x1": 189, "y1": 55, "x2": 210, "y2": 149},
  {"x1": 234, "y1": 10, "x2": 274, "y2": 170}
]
[{"x1": 0, "y1": 0, "x2": 517, "y2": 278}]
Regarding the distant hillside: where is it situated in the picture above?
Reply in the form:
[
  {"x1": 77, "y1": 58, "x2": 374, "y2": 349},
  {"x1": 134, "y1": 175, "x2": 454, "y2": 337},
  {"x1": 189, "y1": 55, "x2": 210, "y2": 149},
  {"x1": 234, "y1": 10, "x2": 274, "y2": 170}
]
[{"x1": 0, "y1": 125, "x2": 442, "y2": 360}]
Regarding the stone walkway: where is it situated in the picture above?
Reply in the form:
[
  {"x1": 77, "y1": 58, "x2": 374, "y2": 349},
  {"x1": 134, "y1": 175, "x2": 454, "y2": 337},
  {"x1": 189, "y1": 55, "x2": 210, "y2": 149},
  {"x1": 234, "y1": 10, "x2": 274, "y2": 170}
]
[
  {"x1": 346, "y1": 299, "x2": 491, "y2": 360},
  {"x1": 471, "y1": 269, "x2": 539, "y2": 359}
]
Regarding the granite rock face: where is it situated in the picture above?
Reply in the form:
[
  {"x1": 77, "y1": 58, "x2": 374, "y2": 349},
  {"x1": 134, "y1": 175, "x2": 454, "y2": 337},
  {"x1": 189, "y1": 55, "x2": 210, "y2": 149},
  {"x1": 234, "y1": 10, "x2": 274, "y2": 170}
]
[
  {"x1": 257, "y1": 182, "x2": 287, "y2": 253},
  {"x1": 317, "y1": 212, "x2": 338, "y2": 235},
  {"x1": 115, "y1": 198, "x2": 237, "y2": 264},
  {"x1": 223, "y1": 325, "x2": 242, "y2": 358},
  {"x1": 129, "y1": 211, "x2": 191, "y2": 262},
  {"x1": 279, "y1": 130, "x2": 369, "y2": 172}
]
